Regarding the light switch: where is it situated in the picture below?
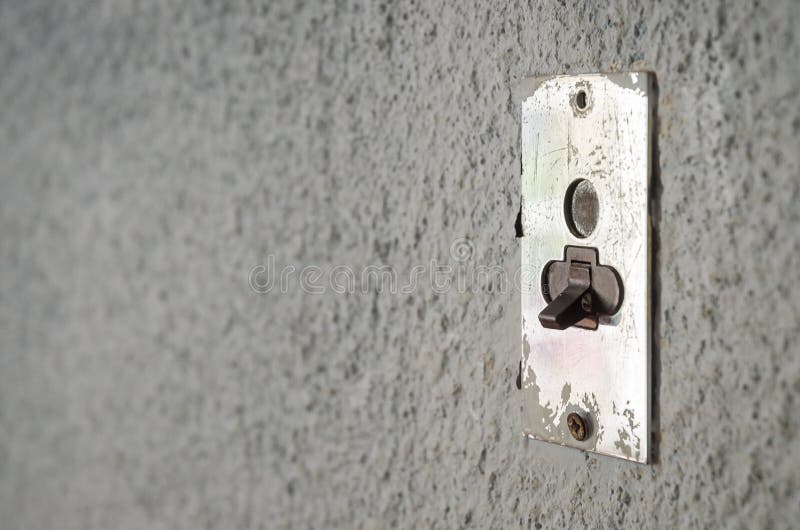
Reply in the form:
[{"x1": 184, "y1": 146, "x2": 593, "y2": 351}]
[{"x1": 518, "y1": 73, "x2": 655, "y2": 463}]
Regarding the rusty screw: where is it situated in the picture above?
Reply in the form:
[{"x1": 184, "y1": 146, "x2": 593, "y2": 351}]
[{"x1": 567, "y1": 412, "x2": 589, "y2": 441}]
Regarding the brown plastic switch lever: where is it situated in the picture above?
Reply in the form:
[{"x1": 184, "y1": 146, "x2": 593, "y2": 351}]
[{"x1": 538, "y1": 246, "x2": 623, "y2": 331}]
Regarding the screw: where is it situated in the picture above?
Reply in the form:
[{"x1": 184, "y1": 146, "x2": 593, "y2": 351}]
[{"x1": 567, "y1": 412, "x2": 589, "y2": 441}]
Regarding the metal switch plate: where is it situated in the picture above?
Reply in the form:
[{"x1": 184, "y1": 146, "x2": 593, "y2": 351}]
[{"x1": 519, "y1": 73, "x2": 654, "y2": 463}]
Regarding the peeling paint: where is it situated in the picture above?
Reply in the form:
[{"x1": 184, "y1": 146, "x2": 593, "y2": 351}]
[{"x1": 560, "y1": 383, "x2": 571, "y2": 405}]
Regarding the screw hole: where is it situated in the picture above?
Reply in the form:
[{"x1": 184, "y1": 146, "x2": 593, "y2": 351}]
[{"x1": 575, "y1": 90, "x2": 588, "y2": 111}]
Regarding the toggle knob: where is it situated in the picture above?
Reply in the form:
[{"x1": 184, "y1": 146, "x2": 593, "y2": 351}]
[{"x1": 538, "y1": 246, "x2": 623, "y2": 330}]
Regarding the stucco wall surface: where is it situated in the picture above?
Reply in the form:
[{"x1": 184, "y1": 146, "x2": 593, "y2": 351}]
[{"x1": 1, "y1": 1, "x2": 798, "y2": 528}]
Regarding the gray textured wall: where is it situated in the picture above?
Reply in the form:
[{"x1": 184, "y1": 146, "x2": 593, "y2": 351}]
[{"x1": 1, "y1": 1, "x2": 798, "y2": 528}]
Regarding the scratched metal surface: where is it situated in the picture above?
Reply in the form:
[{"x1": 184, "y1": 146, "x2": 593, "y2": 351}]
[{"x1": 519, "y1": 73, "x2": 653, "y2": 463}]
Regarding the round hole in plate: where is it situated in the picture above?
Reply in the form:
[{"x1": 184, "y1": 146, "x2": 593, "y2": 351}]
[{"x1": 564, "y1": 178, "x2": 599, "y2": 238}]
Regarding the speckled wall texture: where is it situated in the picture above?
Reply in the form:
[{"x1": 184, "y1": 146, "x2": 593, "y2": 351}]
[{"x1": 1, "y1": 1, "x2": 798, "y2": 528}]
